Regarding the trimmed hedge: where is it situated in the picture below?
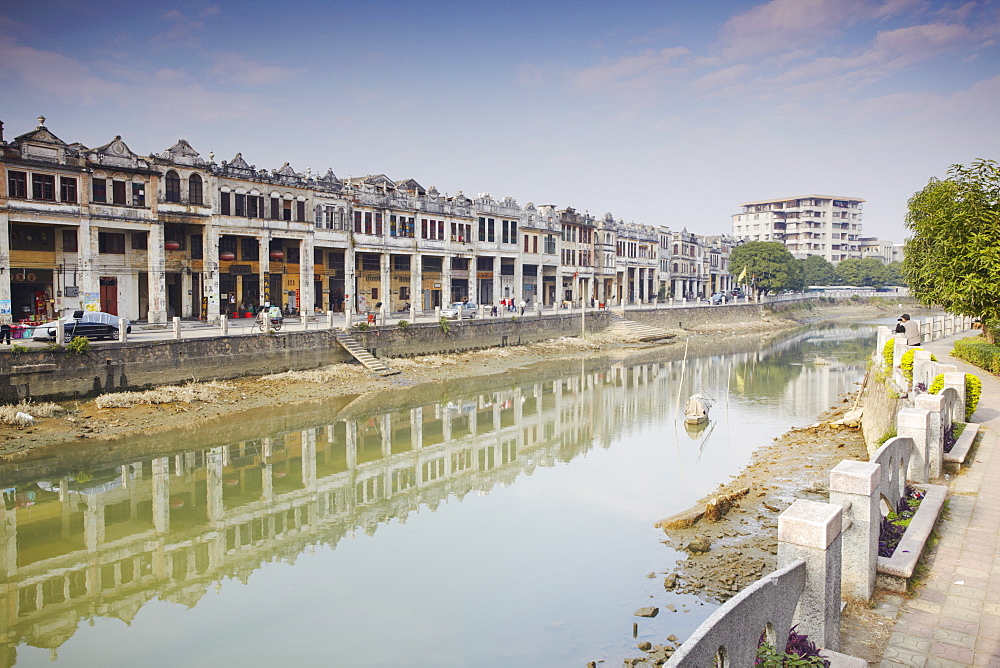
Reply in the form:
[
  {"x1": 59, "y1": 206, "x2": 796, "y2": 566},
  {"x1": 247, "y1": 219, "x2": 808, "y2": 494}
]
[{"x1": 951, "y1": 336, "x2": 1000, "y2": 374}]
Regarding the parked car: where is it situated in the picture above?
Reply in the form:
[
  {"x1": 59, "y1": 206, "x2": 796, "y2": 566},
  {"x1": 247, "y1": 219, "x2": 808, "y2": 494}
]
[
  {"x1": 710, "y1": 292, "x2": 725, "y2": 305},
  {"x1": 33, "y1": 311, "x2": 132, "y2": 341},
  {"x1": 440, "y1": 302, "x2": 478, "y2": 319}
]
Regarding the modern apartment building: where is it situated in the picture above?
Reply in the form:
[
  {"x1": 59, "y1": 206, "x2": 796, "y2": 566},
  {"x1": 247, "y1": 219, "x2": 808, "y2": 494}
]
[{"x1": 731, "y1": 194, "x2": 865, "y2": 263}]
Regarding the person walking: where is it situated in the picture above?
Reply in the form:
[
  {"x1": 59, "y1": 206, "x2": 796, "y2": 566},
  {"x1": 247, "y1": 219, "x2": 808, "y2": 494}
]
[
  {"x1": 0, "y1": 320, "x2": 10, "y2": 345},
  {"x1": 519, "y1": 299, "x2": 526, "y2": 316}
]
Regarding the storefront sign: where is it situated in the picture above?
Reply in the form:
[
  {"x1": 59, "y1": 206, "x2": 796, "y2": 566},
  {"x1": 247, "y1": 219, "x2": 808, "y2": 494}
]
[
  {"x1": 83, "y1": 292, "x2": 100, "y2": 312},
  {"x1": 0, "y1": 300, "x2": 10, "y2": 317}
]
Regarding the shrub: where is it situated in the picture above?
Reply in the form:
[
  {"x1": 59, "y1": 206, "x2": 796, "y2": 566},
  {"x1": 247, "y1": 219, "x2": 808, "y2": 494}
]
[
  {"x1": 439, "y1": 317, "x2": 451, "y2": 334},
  {"x1": 355, "y1": 322, "x2": 369, "y2": 331},
  {"x1": 397, "y1": 320, "x2": 410, "y2": 330},
  {"x1": 9, "y1": 344, "x2": 28, "y2": 355},
  {"x1": 929, "y1": 372, "x2": 982, "y2": 420},
  {"x1": 900, "y1": 348, "x2": 937, "y2": 382},
  {"x1": 756, "y1": 625, "x2": 829, "y2": 666},
  {"x1": 882, "y1": 339, "x2": 894, "y2": 372},
  {"x1": 951, "y1": 336, "x2": 1000, "y2": 374},
  {"x1": 66, "y1": 337, "x2": 90, "y2": 355}
]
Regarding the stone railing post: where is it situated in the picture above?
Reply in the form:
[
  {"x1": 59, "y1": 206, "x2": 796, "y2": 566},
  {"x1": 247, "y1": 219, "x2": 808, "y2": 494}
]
[
  {"x1": 117, "y1": 318, "x2": 128, "y2": 343},
  {"x1": 875, "y1": 326, "x2": 891, "y2": 362},
  {"x1": 327, "y1": 310, "x2": 335, "y2": 328},
  {"x1": 891, "y1": 333, "x2": 907, "y2": 369},
  {"x1": 778, "y1": 499, "x2": 843, "y2": 650},
  {"x1": 915, "y1": 394, "x2": 945, "y2": 479},
  {"x1": 898, "y1": 407, "x2": 931, "y2": 483},
  {"x1": 912, "y1": 350, "x2": 935, "y2": 393},
  {"x1": 173, "y1": 316, "x2": 182, "y2": 340},
  {"x1": 829, "y1": 460, "x2": 880, "y2": 601},
  {"x1": 943, "y1": 371, "x2": 967, "y2": 421},
  {"x1": 220, "y1": 314, "x2": 228, "y2": 336}
]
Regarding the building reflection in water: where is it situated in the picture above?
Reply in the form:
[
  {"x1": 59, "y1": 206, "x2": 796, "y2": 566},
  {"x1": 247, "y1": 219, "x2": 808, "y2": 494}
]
[{"x1": 0, "y1": 322, "x2": 874, "y2": 665}]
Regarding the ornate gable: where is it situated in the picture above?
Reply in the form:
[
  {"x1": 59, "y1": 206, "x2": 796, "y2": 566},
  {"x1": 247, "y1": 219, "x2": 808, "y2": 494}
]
[
  {"x1": 13, "y1": 116, "x2": 69, "y2": 163},
  {"x1": 397, "y1": 178, "x2": 425, "y2": 195},
  {"x1": 158, "y1": 139, "x2": 205, "y2": 166},
  {"x1": 365, "y1": 174, "x2": 396, "y2": 189},
  {"x1": 88, "y1": 135, "x2": 150, "y2": 170},
  {"x1": 275, "y1": 162, "x2": 298, "y2": 177}
]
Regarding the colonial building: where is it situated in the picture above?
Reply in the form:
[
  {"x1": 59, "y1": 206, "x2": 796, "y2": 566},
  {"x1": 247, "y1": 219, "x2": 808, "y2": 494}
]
[
  {"x1": 2, "y1": 117, "x2": 740, "y2": 325},
  {"x1": 731, "y1": 194, "x2": 865, "y2": 263}
]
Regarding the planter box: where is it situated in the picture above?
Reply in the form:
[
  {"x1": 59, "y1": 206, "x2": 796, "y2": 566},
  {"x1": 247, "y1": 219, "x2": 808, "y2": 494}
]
[
  {"x1": 876, "y1": 483, "x2": 948, "y2": 593},
  {"x1": 943, "y1": 421, "x2": 980, "y2": 465}
]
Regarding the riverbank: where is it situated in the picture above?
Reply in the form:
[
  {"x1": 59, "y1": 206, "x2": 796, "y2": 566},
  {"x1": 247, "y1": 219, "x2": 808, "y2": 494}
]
[{"x1": 0, "y1": 301, "x2": 907, "y2": 462}]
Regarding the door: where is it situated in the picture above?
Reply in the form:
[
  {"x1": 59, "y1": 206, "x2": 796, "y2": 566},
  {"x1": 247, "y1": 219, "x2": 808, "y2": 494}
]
[{"x1": 99, "y1": 277, "x2": 118, "y2": 315}]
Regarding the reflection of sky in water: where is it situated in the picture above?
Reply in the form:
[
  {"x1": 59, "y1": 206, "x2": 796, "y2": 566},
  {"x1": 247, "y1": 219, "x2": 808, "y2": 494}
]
[{"x1": 8, "y1": 323, "x2": 877, "y2": 667}]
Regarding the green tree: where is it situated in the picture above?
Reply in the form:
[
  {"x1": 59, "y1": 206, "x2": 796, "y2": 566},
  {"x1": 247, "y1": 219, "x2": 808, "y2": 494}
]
[
  {"x1": 904, "y1": 159, "x2": 1000, "y2": 341},
  {"x1": 800, "y1": 255, "x2": 838, "y2": 286},
  {"x1": 885, "y1": 261, "x2": 907, "y2": 286},
  {"x1": 729, "y1": 241, "x2": 803, "y2": 296},
  {"x1": 835, "y1": 257, "x2": 890, "y2": 287}
]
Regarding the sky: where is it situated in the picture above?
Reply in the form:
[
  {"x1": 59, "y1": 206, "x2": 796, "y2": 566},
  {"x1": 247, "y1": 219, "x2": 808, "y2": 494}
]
[{"x1": 1, "y1": 0, "x2": 998, "y2": 244}]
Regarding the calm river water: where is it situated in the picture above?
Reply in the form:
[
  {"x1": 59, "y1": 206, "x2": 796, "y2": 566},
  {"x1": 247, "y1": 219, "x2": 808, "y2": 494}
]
[{"x1": 0, "y1": 321, "x2": 880, "y2": 667}]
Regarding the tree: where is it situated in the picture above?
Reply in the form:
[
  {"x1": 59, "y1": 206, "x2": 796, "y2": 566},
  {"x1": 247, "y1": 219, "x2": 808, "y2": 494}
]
[
  {"x1": 800, "y1": 255, "x2": 838, "y2": 286},
  {"x1": 835, "y1": 257, "x2": 890, "y2": 287},
  {"x1": 885, "y1": 261, "x2": 907, "y2": 287},
  {"x1": 903, "y1": 158, "x2": 1000, "y2": 342},
  {"x1": 729, "y1": 241, "x2": 803, "y2": 296}
]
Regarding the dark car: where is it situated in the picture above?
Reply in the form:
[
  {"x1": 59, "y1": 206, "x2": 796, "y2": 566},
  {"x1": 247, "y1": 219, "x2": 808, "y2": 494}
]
[
  {"x1": 33, "y1": 311, "x2": 132, "y2": 341},
  {"x1": 710, "y1": 292, "x2": 725, "y2": 305}
]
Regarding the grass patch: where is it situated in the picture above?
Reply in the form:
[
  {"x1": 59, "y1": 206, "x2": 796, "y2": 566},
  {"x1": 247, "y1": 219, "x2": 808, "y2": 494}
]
[
  {"x1": 95, "y1": 381, "x2": 233, "y2": 408},
  {"x1": 0, "y1": 401, "x2": 65, "y2": 426}
]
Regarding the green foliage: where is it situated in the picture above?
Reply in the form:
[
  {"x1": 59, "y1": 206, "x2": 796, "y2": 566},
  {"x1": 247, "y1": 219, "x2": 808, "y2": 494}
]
[
  {"x1": 885, "y1": 261, "x2": 907, "y2": 287},
  {"x1": 882, "y1": 339, "x2": 895, "y2": 371},
  {"x1": 729, "y1": 241, "x2": 804, "y2": 295},
  {"x1": 877, "y1": 429, "x2": 897, "y2": 446},
  {"x1": 355, "y1": 322, "x2": 369, "y2": 331},
  {"x1": 903, "y1": 159, "x2": 1000, "y2": 342},
  {"x1": 44, "y1": 342, "x2": 64, "y2": 352},
  {"x1": 900, "y1": 348, "x2": 937, "y2": 382},
  {"x1": 66, "y1": 336, "x2": 90, "y2": 355},
  {"x1": 966, "y1": 374, "x2": 982, "y2": 420},
  {"x1": 929, "y1": 372, "x2": 982, "y2": 420},
  {"x1": 800, "y1": 255, "x2": 838, "y2": 286},
  {"x1": 396, "y1": 320, "x2": 410, "y2": 330},
  {"x1": 9, "y1": 344, "x2": 28, "y2": 355},
  {"x1": 439, "y1": 317, "x2": 451, "y2": 334},
  {"x1": 835, "y1": 257, "x2": 890, "y2": 287},
  {"x1": 755, "y1": 642, "x2": 828, "y2": 667},
  {"x1": 951, "y1": 336, "x2": 1000, "y2": 374}
]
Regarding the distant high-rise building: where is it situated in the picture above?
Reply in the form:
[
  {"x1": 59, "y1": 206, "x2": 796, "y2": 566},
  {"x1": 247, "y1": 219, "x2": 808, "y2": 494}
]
[{"x1": 731, "y1": 195, "x2": 865, "y2": 263}]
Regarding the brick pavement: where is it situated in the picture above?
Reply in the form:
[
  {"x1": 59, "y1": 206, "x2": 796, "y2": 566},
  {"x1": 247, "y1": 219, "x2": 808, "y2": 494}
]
[{"x1": 876, "y1": 332, "x2": 1000, "y2": 667}]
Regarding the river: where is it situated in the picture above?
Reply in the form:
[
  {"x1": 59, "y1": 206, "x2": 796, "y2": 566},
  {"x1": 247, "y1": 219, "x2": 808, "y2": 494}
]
[{"x1": 0, "y1": 321, "x2": 879, "y2": 667}]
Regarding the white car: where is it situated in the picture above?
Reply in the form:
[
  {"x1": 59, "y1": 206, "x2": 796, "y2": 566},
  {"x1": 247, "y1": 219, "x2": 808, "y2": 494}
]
[{"x1": 440, "y1": 302, "x2": 478, "y2": 319}]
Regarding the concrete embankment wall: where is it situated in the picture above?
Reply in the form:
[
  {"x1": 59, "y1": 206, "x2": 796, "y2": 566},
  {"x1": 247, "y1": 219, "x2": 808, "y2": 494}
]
[
  {"x1": 625, "y1": 299, "x2": 809, "y2": 330},
  {"x1": 0, "y1": 312, "x2": 609, "y2": 403}
]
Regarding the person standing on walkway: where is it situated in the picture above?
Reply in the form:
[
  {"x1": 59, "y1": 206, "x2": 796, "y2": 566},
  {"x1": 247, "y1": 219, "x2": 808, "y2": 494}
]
[
  {"x1": 519, "y1": 299, "x2": 526, "y2": 316},
  {"x1": 900, "y1": 313, "x2": 922, "y2": 346},
  {"x1": 0, "y1": 319, "x2": 10, "y2": 345}
]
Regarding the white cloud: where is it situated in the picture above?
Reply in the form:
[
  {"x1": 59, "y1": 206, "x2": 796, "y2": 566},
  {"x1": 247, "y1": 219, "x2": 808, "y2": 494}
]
[
  {"x1": 570, "y1": 47, "x2": 689, "y2": 98},
  {"x1": 207, "y1": 54, "x2": 302, "y2": 87}
]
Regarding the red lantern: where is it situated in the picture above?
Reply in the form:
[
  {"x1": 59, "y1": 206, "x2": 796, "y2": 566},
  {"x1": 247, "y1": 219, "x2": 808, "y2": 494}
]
[
  {"x1": 269, "y1": 250, "x2": 284, "y2": 260},
  {"x1": 164, "y1": 241, "x2": 181, "y2": 251},
  {"x1": 219, "y1": 251, "x2": 236, "y2": 261}
]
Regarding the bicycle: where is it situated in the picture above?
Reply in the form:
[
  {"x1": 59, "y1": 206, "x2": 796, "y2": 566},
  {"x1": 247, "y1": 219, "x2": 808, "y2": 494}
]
[{"x1": 252, "y1": 316, "x2": 283, "y2": 333}]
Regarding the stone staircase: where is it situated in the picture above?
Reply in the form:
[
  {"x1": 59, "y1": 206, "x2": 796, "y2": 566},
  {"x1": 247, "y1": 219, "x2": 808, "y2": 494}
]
[
  {"x1": 333, "y1": 330, "x2": 399, "y2": 376},
  {"x1": 607, "y1": 314, "x2": 676, "y2": 342}
]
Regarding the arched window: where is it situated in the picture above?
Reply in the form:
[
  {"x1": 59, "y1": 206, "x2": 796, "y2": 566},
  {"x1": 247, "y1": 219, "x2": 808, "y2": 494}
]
[
  {"x1": 189, "y1": 174, "x2": 203, "y2": 204},
  {"x1": 165, "y1": 171, "x2": 181, "y2": 203}
]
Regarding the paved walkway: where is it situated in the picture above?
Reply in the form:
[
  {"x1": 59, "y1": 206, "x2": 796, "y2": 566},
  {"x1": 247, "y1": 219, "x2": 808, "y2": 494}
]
[{"x1": 877, "y1": 332, "x2": 1000, "y2": 667}]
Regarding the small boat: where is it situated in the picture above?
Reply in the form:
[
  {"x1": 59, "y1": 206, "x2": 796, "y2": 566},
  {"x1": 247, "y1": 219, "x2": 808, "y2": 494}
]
[{"x1": 684, "y1": 393, "x2": 714, "y2": 425}]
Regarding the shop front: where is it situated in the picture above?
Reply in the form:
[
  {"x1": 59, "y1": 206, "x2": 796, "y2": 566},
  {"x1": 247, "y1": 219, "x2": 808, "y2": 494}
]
[{"x1": 10, "y1": 269, "x2": 54, "y2": 323}]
